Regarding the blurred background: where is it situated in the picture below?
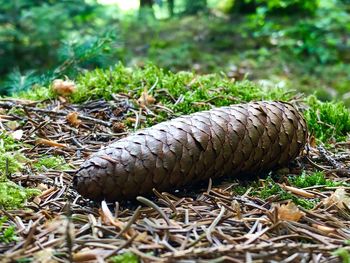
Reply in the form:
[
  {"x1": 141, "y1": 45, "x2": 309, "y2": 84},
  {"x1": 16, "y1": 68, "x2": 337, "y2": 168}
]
[{"x1": 1, "y1": 0, "x2": 349, "y2": 103}]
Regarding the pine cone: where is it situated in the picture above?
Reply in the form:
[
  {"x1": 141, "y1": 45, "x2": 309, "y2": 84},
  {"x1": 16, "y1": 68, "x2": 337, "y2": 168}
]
[{"x1": 74, "y1": 101, "x2": 307, "y2": 201}]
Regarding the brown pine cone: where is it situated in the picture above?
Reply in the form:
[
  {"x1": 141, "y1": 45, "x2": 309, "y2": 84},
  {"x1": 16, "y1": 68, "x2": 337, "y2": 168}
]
[{"x1": 74, "y1": 101, "x2": 307, "y2": 201}]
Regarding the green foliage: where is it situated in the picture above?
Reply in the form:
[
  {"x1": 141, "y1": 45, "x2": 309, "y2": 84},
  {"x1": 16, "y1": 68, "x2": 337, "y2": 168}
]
[
  {"x1": 0, "y1": 152, "x2": 24, "y2": 178},
  {"x1": 233, "y1": 176, "x2": 317, "y2": 209},
  {"x1": 0, "y1": 0, "x2": 118, "y2": 95},
  {"x1": 0, "y1": 181, "x2": 40, "y2": 209},
  {"x1": 33, "y1": 156, "x2": 71, "y2": 171},
  {"x1": 109, "y1": 252, "x2": 139, "y2": 263},
  {"x1": 71, "y1": 63, "x2": 291, "y2": 113},
  {"x1": 183, "y1": 0, "x2": 208, "y2": 15},
  {"x1": 248, "y1": 0, "x2": 350, "y2": 64},
  {"x1": 0, "y1": 132, "x2": 40, "y2": 209},
  {"x1": 0, "y1": 132, "x2": 21, "y2": 152},
  {"x1": 288, "y1": 171, "x2": 341, "y2": 188},
  {"x1": 16, "y1": 63, "x2": 350, "y2": 144},
  {"x1": 0, "y1": 216, "x2": 18, "y2": 243},
  {"x1": 15, "y1": 85, "x2": 53, "y2": 101},
  {"x1": 333, "y1": 248, "x2": 350, "y2": 263},
  {"x1": 0, "y1": 133, "x2": 26, "y2": 178},
  {"x1": 304, "y1": 95, "x2": 350, "y2": 142}
]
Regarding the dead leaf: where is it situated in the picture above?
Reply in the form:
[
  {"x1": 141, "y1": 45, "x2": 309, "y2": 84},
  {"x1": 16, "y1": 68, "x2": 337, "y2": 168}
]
[
  {"x1": 36, "y1": 138, "x2": 66, "y2": 148},
  {"x1": 10, "y1": 129, "x2": 23, "y2": 140},
  {"x1": 324, "y1": 188, "x2": 350, "y2": 209},
  {"x1": 134, "y1": 231, "x2": 148, "y2": 242},
  {"x1": 280, "y1": 184, "x2": 315, "y2": 198},
  {"x1": 312, "y1": 224, "x2": 336, "y2": 234},
  {"x1": 310, "y1": 135, "x2": 317, "y2": 148},
  {"x1": 112, "y1": 122, "x2": 126, "y2": 133},
  {"x1": 278, "y1": 202, "x2": 305, "y2": 222},
  {"x1": 6, "y1": 120, "x2": 20, "y2": 130},
  {"x1": 100, "y1": 201, "x2": 124, "y2": 230},
  {"x1": 73, "y1": 250, "x2": 97, "y2": 262},
  {"x1": 52, "y1": 79, "x2": 76, "y2": 96},
  {"x1": 33, "y1": 248, "x2": 55, "y2": 263},
  {"x1": 127, "y1": 117, "x2": 136, "y2": 123},
  {"x1": 66, "y1": 112, "x2": 81, "y2": 127},
  {"x1": 137, "y1": 88, "x2": 156, "y2": 107}
]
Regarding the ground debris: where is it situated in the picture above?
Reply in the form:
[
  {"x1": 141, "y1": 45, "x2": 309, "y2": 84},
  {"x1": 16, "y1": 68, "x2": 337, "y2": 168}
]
[{"x1": 0, "y1": 98, "x2": 350, "y2": 262}]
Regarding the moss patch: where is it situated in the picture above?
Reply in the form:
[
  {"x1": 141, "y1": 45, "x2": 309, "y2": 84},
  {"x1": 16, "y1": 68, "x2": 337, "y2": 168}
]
[
  {"x1": 0, "y1": 216, "x2": 18, "y2": 243},
  {"x1": 232, "y1": 175, "x2": 319, "y2": 209},
  {"x1": 304, "y1": 95, "x2": 350, "y2": 142},
  {"x1": 109, "y1": 252, "x2": 139, "y2": 263},
  {"x1": 33, "y1": 156, "x2": 71, "y2": 171},
  {"x1": 15, "y1": 63, "x2": 350, "y2": 142},
  {"x1": 0, "y1": 132, "x2": 40, "y2": 209},
  {"x1": 288, "y1": 171, "x2": 343, "y2": 188},
  {"x1": 0, "y1": 181, "x2": 40, "y2": 209}
]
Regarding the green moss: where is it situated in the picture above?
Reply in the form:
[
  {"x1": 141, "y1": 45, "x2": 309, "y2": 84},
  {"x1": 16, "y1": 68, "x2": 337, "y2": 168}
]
[
  {"x1": 15, "y1": 85, "x2": 53, "y2": 101},
  {"x1": 304, "y1": 95, "x2": 350, "y2": 142},
  {"x1": 0, "y1": 132, "x2": 40, "y2": 209},
  {"x1": 0, "y1": 181, "x2": 40, "y2": 209},
  {"x1": 13, "y1": 64, "x2": 350, "y2": 143},
  {"x1": 7, "y1": 107, "x2": 26, "y2": 117},
  {"x1": 233, "y1": 176, "x2": 318, "y2": 209},
  {"x1": 0, "y1": 216, "x2": 18, "y2": 243},
  {"x1": 0, "y1": 132, "x2": 21, "y2": 152},
  {"x1": 71, "y1": 63, "x2": 292, "y2": 119},
  {"x1": 109, "y1": 252, "x2": 139, "y2": 263},
  {"x1": 288, "y1": 171, "x2": 341, "y2": 188},
  {"x1": 0, "y1": 152, "x2": 24, "y2": 178},
  {"x1": 33, "y1": 156, "x2": 71, "y2": 171},
  {"x1": 333, "y1": 248, "x2": 350, "y2": 263},
  {"x1": 0, "y1": 133, "x2": 27, "y2": 179}
]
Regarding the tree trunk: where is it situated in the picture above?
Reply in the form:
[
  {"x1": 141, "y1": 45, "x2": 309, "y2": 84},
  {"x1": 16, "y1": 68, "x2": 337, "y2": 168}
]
[
  {"x1": 168, "y1": 0, "x2": 174, "y2": 17},
  {"x1": 139, "y1": 0, "x2": 154, "y2": 19},
  {"x1": 231, "y1": 0, "x2": 257, "y2": 14}
]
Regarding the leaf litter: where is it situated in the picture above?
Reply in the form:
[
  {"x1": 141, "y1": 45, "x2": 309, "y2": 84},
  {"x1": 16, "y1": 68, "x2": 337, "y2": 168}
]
[{"x1": 0, "y1": 97, "x2": 350, "y2": 262}]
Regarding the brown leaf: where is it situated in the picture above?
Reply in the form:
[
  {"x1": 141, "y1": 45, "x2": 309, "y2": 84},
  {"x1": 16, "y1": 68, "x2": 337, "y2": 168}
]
[
  {"x1": 137, "y1": 89, "x2": 156, "y2": 107},
  {"x1": 112, "y1": 122, "x2": 126, "y2": 133},
  {"x1": 312, "y1": 224, "x2": 336, "y2": 234},
  {"x1": 310, "y1": 135, "x2": 317, "y2": 148},
  {"x1": 278, "y1": 202, "x2": 305, "y2": 222},
  {"x1": 66, "y1": 112, "x2": 81, "y2": 127},
  {"x1": 100, "y1": 201, "x2": 124, "y2": 230},
  {"x1": 280, "y1": 184, "x2": 315, "y2": 198},
  {"x1": 324, "y1": 188, "x2": 350, "y2": 209},
  {"x1": 36, "y1": 138, "x2": 67, "y2": 148},
  {"x1": 33, "y1": 248, "x2": 55, "y2": 263},
  {"x1": 73, "y1": 250, "x2": 97, "y2": 262},
  {"x1": 52, "y1": 79, "x2": 76, "y2": 96},
  {"x1": 7, "y1": 120, "x2": 20, "y2": 130}
]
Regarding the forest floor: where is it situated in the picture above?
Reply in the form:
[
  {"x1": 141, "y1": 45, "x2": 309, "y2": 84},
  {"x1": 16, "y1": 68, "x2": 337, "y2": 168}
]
[
  {"x1": 0, "y1": 97, "x2": 350, "y2": 262},
  {"x1": 1, "y1": 87, "x2": 350, "y2": 262}
]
